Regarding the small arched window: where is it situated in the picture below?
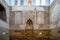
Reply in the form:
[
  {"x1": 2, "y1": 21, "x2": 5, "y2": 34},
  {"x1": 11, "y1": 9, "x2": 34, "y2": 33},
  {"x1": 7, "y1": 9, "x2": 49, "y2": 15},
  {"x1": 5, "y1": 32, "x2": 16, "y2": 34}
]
[{"x1": 0, "y1": 4, "x2": 6, "y2": 21}]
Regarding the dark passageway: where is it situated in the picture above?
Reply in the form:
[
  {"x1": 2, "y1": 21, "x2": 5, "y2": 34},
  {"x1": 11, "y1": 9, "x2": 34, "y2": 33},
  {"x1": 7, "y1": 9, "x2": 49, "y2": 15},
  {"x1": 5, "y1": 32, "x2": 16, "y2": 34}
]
[{"x1": 0, "y1": 4, "x2": 6, "y2": 21}]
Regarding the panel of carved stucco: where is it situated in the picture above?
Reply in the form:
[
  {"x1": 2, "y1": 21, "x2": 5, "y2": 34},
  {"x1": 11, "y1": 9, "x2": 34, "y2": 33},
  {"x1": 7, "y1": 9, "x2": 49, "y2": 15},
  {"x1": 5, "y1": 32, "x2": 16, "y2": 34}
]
[
  {"x1": 15, "y1": 11, "x2": 23, "y2": 24},
  {"x1": 37, "y1": 12, "x2": 44, "y2": 24}
]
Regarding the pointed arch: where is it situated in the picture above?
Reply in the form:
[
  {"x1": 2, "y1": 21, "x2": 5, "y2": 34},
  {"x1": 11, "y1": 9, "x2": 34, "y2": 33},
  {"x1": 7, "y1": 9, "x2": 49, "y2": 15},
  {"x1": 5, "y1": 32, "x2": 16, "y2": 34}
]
[
  {"x1": 26, "y1": 19, "x2": 33, "y2": 25},
  {"x1": 26, "y1": 19, "x2": 33, "y2": 29}
]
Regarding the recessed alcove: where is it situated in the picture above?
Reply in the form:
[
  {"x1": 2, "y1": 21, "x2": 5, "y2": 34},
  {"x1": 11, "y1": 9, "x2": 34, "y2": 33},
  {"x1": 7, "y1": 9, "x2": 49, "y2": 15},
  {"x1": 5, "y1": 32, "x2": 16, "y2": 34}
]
[{"x1": 26, "y1": 19, "x2": 33, "y2": 29}]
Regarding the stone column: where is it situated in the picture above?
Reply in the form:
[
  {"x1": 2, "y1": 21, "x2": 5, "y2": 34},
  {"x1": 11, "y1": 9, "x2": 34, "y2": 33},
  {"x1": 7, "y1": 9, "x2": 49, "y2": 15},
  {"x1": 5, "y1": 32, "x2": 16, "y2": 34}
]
[{"x1": 34, "y1": 8, "x2": 37, "y2": 24}]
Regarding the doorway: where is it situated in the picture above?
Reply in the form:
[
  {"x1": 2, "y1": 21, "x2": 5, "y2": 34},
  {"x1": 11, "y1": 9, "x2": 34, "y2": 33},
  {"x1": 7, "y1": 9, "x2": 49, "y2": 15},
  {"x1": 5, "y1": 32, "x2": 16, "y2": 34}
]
[
  {"x1": 26, "y1": 19, "x2": 33, "y2": 29},
  {"x1": 25, "y1": 19, "x2": 34, "y2": 38}
]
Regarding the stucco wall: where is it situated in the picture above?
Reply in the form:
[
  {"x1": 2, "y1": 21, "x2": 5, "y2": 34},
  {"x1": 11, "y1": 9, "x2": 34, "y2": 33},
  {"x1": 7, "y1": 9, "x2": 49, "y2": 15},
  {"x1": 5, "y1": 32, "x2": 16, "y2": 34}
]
[
  {"x1": 50, "y1": 0, "x2": 60, "y2": 29},
  {"x1": 50, "y1": 0, "x2": 60, "y2": 39},
  {"x1": 9, "y1": 6, "x2": 50, "y2": 30}
]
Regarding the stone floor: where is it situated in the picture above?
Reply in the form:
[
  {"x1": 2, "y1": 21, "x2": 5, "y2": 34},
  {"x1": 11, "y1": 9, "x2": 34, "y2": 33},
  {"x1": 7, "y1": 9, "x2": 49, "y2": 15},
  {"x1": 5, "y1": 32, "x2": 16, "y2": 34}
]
[
  {"x1": 9, "y1": 30, "x2": 50, "y2": 40},
  {"x1": 9, "y1": 38, "x2": 60, "y2": 40},
  {"x1": 1, "y1": 30, "x2": 60, "y2": 40}
]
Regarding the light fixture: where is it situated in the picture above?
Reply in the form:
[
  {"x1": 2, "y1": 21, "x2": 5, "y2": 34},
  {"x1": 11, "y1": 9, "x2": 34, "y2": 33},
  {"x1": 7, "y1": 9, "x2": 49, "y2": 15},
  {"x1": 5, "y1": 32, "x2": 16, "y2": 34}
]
[
  {"x1": 39, "y1": 32, "x2": 42, "y2": 35},
  {"x1": 2, "y1": 32, "x2": 6, "y2": 35},
  {"x1": 28, "y1": 0, "x2": 32, "y2": 6}
]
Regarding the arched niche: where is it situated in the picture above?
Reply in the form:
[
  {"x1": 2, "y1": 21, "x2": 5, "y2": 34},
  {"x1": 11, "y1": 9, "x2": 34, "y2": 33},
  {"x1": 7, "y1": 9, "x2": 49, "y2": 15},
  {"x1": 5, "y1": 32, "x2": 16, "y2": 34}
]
[
  {"x1": 26, "y1": 19, "x2": 33, "y2": 29},
  {"x1": 0, "y1": 0, "x2": 10, "y2": 23},
  {"x1": 0, "y1": 4, "x2": 6, "y2": 21}
]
